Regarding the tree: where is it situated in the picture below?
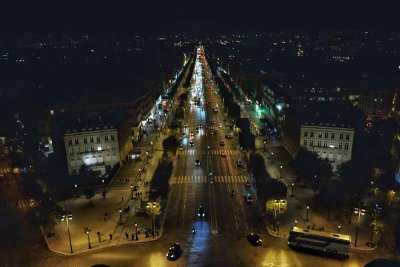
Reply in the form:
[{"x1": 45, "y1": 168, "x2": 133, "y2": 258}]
[
  {"x1": 149, "y1": 160, "x2": 173, "y2": 200},
  {"x1": 85, "y1": 187, "x2": 95, "y2": 206},
  {"x1": 292, "y1": 148, "x2": 320, "y2": 185},
  {"x1": 248, "y1": 153, "x2": 267, "y2": 180},
  {"x1": 318, "y1": 180, "x2": 345, "y2": 221},
  {"x1": 340, "y1": 159, "x2": 372, "y2": 199},
  {"x1": 163, "y1": 135, "x2": 178, "y2": 154},
  {"x1": 27, "y1": 195, "x2": 62, "y2": 235},
  {"x1": 369, "y1": 218, "x2": 385, "y2": 245}
]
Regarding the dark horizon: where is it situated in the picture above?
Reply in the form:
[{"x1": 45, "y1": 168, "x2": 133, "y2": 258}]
[{"x1": 0, "y1": 2, "x2": 399, "y2": 34}]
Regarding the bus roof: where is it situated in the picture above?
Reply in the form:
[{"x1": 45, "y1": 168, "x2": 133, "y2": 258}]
[{"x1": 290, "y1": 227, "x2": 351, "y2": 242}]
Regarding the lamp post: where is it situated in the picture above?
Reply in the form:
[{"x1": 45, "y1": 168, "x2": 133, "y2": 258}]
[
  {"x1": 84, "y1": 227, "x2": 91, "y2": 249},
  {"x1": 337, "y1": 225, "x2": 341, "y2": 234},
  {"x1": 270, "y1": 152, "x2": 274, "y2": 163},
  {"x1": 150, "y1": 141, "x2": 154, "y2": 153},
  {"x1": 274, "y1": 199, "x2": 286, "y2": 233},
  {"x1": 294, "y1": 220, "x2": 298, "y2": 227},
  {"x1": 306, "y1": 205, "x2": 310, "y2": 221},
  {"x1": 354, "y1": 207, "x2": 366, "y2": 247},
  {"x1": 263, "y1": 140, "x2": 266, "y2": 152},
  {"x1": 291, "y1": 182, "x2": 295, "y2": 197},
  {"x1": 280, "y1": 165, "x2": 283, "y2": 178},
  {"x1": 119, "y1": 207, "x2": 122, "y2": 225},
  {"x1": 135, "y1": 222, "x2": 138, "y2": 240},
  {"x1": 138, "y1": 168, "x2": 142, "y2": 181},
  {"x1": 102, "y1": 179, "x2": 106, "y2": 198},
  {"x1": 146, "y1": 201, "x2": 161, "y2": 238},
  {"x1": 60, "y1": 210, "x2": 73, "y2": 254},
  {"x1": 130, "y1": 185, "x2": 134, "y2": 200}
]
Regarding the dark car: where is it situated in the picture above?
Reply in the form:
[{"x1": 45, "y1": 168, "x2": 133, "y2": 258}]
[
  {"x1": 195, "y1": 159, "x2": 201, "y2": 166},
  {"x1": 220, "y1": 140, "x2": 225, "y2": 146},
  {"x1": 245, "y1": 180, "x2": 251, "y2": 187},
  {"x1": 197, "y1": 206, "x2": 206, "y2": 218},
  {"x1": 237, "y1": 160, "x2": 244, "y2": 168},
  {"x1": 225, "y1": 134, "x2": 232, "y2": 139},
  {"x1": 166, "y1": 243, "x2": 182, "y2": 260},
  {"x1": 244, "y1": 193, "x2": 253, "y2": 204},
  {"x1": 189, "y1": 140, "x2": 194, "y2": 146},
  {"x1": 247, "y1": 233, "x2": 262, "y2": 246}
]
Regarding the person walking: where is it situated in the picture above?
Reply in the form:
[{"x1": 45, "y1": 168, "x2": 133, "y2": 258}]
[
  {"x1": 125, "y1": 232, "x2": 129, "y2": 239},
  {"x1": 109, "y1": 233, "x2": 113, "y2": 241},
  {"x1": 131, "y1": 233, "x2": 134, "y2": 241}
]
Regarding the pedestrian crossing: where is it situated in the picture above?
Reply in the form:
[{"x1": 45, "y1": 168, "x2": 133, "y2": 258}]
[
  {"x1": 0, "y1": 199, "x2": 32, "y2": 213},
  {"x1": 181, "y1": 149, "x2": 240, "y2": 156},
  {"x1": 169, "y1": 175, "x2": 248, "y2": 185},
  {"x1": 0, "y1": 168, "x2": 11, "y2": 174}
]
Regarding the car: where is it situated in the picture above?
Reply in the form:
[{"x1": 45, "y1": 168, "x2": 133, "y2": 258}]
[
  {"x1": 220, "y1": 140, "x2": 225, "y2": 146},
  {"x1": 219, "y1": 124, "x2": 222, "y2": 128},
  {"x1": 225, "y1": 134, "x2": 232, "y2": 139},
  {"x1": 189, "y1": 140, "x2": 194, "y2": 146},
  {"x1": 244, "y1": 193, "x2": 254, "y2": 204},
  {"x1": 199, "y1": 124, "x2": 203, "y2": 128},
  {"x1": 247, "y1": 233, "x2": 262, "y2": 246},
  {"x1": 166, "y1": 243, "x2": 182, "y2": 260},
  {"x1": 183, "y1": 123, "x2": 188, "y2": 128},
  {"x1": 196, "y1": 127, "x2": 199, "y2": 132},
  {"x1": 237, "y1": 160, "x2": 244, "y2": 168},
  {"x1": 190, "y1": 132, "x2": 194, "y2": 136},
  {"x1": 195, "y1": 159, "x2": 201, "y2": 166},
  {"x1": 221, "y1": 151, "x2": 227, "y2": 157},
  {"x1": 245, "y1": 180, "x2": 251, "y2": 187},
  {"x1": 197, "y1": 206, "x2": 206, "y2": 218},
  {"x1": 179, "y1": 144, "x2": 184, "y2": 151},
  {"x1": 212, "y1": 120, "x2": 216, "y2": 124}
]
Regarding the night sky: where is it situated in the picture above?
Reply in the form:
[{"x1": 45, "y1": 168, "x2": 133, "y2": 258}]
[{"x1": 0, "y1": 1, "x2": 398, "y2": 33}]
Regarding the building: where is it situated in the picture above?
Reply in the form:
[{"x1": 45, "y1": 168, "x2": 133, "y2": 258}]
[
  {"x1": 284, "y1": 103, "x2": 365, "y2": 170},
  {"x1": 299, "y1": 122, "x2": 354, "y2": 170},
  {"x1": 358, "y1": 87, "x2": 397, "y2": 120},
  {"x1": 64, "y1": 124, "x2": 120, "y2": 175}
]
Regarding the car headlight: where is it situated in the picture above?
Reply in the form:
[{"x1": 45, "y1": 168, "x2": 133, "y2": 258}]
[
  {"x1": 202, "y1": 214, "x2": 205, "y2": 217},
  {"x1": 198, "y1": 213, "x2": 200, "y2": 216}
]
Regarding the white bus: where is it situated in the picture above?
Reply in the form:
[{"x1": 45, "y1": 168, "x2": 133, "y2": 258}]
[{"x1": 288, "y1": 227, "x2": 351, "y2": 258}]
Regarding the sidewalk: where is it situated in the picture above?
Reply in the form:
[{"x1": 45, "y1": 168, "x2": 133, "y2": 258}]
[
  {"x1": 43, "y1": 129, "x2": 168, "y2": 256},
  {"x1": 265, "y1": 185, "x2": 377, "y2": 252}
]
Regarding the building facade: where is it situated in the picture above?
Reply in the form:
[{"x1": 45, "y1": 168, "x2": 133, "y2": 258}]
[
  {"x1": 300, "y1": 123, "x2": 355, "y2": 169},
  {"x1": 358, "y1": 89, "x2": 396, "y2": 120},
  {"x1": 64, "y1": 125, "x2": 120, "y2": 175}
]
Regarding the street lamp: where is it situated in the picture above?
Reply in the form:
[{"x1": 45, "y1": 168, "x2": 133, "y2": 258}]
[
  {"x1": 130, "y1": 185, "x2": 134, "y2": 200},
  {"x1": 354, "y1": 207, "x2": 366, "y2": 247},
  {"x1": 263, "y1": 140, "x2": 266, "y2": 152},
  {"x1": 280, "y1": 165, "x2": 283, "y2": 178},
  {"x1": 150, "y1": 141, "x2": 154, "y2": 153},
  {"x1": 294, "y1": 219, "x2": 298, "y2": 227},
  {"x1": 291, "y1": 182, "x2": 295, "y2": 197},
  {"x1": 146, "y1": 201, "x2": 161, "y2": 238},
  {"x1": 84, "y1": 226, "x2": 91, "y2": 249},
  {"x1": 119, "y1": 207, "x2": 122, "y2": 225},
  {"x1": 306, "y1": 205, "x2": 310, "y2": 221},
  {"x1": 138, "y1": 168, "x2": 142, "y2": 181},
  {"x1": 135, "y1": 222, "x2": 138, "y2": 240},
  {"x1": 270, "y1": 152, "x2": 274, "y2": 163},
  {"x1": 60, "y1": 211, "x2": 73, "y2": 254},
  {"x1": 274, "y1": 199, "x2": 286, "y2": 233},
  {"x1": 337, "y1": 225, "x2": 341, "y2": 234}
]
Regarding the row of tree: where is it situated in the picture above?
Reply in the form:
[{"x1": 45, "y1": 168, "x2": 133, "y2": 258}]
[
  {"x1": 205, "y1": 54, "x2": 241, "y2": 120},
  {"x1": 247, "y1": 153, "x2": 287, "y2": 210}
]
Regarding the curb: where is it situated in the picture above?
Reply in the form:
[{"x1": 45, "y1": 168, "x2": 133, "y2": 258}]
[{"x1": 43, "y1": 228, "x2": 164, "y2": 257}]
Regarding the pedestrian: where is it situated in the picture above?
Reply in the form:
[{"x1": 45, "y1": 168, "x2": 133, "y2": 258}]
[
  {"x1": 109, "y1": 233, "x2": 113, "y2": 240},
  {"x1": 131, "y1": 233, "x2": 134, "y2": 241},
  {"x1": 122, "y1": 196, "x2": 124, "y2": 202},
  {"x1": 97, "y1": 231, "x2": 101, "y2": 243},
  {"x1": 125, "y1": 232, "x2": 129, "y2": 239}
]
